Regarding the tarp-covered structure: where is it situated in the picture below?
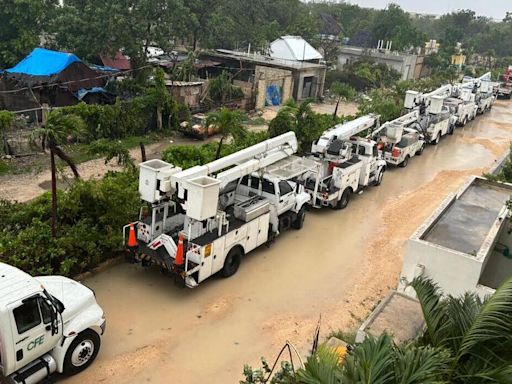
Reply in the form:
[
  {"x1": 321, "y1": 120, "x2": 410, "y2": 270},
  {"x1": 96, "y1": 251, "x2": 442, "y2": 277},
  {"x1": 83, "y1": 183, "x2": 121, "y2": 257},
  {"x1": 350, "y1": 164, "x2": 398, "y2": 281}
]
[{"x1": 0, "y1": 48, "x2": 108, "y2": 119}]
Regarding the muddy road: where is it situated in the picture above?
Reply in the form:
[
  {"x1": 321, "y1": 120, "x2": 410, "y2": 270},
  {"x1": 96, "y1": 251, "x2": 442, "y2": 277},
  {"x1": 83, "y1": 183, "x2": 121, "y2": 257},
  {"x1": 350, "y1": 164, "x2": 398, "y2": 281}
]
[{"x1": 64, "y1": 101, "x2": 512, "y2": 384}]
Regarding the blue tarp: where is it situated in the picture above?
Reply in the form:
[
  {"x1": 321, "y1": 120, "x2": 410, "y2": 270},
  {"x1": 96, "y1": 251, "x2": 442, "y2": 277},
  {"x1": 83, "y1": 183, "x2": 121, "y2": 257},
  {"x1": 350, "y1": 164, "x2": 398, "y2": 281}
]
[
  {"x1": 76, "y1": 87, "x2": 107, "y2": 100},
  {"x1": 6, "y1": 48, "x2": 81, "y2": 76},
  {"x1": 265, "y1": 84, "x2": 282, "y2": 106}
]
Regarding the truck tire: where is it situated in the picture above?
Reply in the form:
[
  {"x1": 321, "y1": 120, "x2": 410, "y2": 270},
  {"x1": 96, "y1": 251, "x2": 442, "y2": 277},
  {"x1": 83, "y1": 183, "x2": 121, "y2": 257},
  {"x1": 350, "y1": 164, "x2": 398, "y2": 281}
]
[
  {"x1": 415, "y1": 144, "x2": 425, "y2": 156},
  {"x1": 399, "y1": 155, "x2": 410, "y2": 168},
  {"x1": 432, "y1": 132, "x2": 441, "y2": 145},
  {"x1": 63, "y1": 329, "x2": 101, "y2": 376},
  {"x1": 334, "y1": 189, "x2": 351, "y2": 210},
  {"x1": 291, "y1": 206, "x2": 306, "y2": 229},
  {"x1": 448, "y1": 125, "x2": 455, "y2": 135},
  {"x1": 222, "y1": 247, "x2": 242, "y2": 278},
  {"x1": 375, "y1": 170, "x2": 384, "y2": 186}
]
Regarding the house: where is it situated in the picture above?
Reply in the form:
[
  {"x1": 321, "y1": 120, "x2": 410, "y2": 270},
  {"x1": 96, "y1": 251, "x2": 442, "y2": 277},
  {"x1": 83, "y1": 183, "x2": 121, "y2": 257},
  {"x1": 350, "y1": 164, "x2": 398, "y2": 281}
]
[
  {"x1": 318, "y1": 13, "x2": 343, "y2": 41},
  {"x1": 398, "y1": 176, "x2": 512, "y2": 298},
  {"x1": 99, "y1": 51, "x2": 131, "y2": 71},
  {"x1": 0, "y1": 48, "x2": 107, "y2": 118},
  {"x1": 201, "y1": 47, "x2": 327, "y2": 109},
  {"x1": 338, "y1": 45, "x2": 426, "y2": 80},
  {"x1": 165, "y1": 81, "x2": 205, "y2": 110}
]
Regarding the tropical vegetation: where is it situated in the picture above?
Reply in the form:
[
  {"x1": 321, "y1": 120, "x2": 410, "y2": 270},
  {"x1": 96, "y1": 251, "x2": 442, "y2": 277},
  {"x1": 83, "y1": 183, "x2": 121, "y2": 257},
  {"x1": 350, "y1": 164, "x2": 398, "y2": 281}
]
[{"x1": 241, "y1": 275, "x2": 512, "y2": 384}]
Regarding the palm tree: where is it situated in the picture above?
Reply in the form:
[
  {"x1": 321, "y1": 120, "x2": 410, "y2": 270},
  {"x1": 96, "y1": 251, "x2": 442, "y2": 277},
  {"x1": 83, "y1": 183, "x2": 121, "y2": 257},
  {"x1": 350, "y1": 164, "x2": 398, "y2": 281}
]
[
  {"x1": 206, "y1": 108, "x2": 247, "y2": 159},
  {"x1": 31, "y1": 110, "x2": 86, "y2": 237},
  {"x1": 330, "y1": 82, "x2": 356, "y2": 120},
  {"x1": 411, "y1": 275, "x2": 512, "y2": 383}
]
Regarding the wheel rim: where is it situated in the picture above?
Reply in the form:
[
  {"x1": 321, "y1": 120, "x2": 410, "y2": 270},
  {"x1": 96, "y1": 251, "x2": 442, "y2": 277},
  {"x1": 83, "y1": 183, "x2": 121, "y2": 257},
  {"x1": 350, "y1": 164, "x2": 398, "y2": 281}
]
[{"x1": 71, "y1": 339, "x2": 95, "y2": 367}]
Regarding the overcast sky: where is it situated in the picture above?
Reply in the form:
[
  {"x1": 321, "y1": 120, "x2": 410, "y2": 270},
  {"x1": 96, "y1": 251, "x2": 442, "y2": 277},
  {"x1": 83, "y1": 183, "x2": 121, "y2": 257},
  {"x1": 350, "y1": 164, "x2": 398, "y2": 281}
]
[{"x1": 344, "y1": 0, "x2": 511, "y2": 20}]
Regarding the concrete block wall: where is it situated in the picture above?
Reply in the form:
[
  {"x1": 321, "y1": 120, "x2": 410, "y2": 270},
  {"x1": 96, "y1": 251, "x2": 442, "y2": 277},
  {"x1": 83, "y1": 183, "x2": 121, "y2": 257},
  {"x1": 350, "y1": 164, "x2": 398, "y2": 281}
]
[{"x1": 254, "y1": 65, "x2": 293, "y2": 109}]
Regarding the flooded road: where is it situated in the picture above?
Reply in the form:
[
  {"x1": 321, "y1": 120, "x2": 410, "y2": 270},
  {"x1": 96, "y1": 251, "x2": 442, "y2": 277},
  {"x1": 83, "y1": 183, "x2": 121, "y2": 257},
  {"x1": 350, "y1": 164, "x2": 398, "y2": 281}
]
[{"x1": 65, "y1": 101, "x2": 512, "y2": 384}]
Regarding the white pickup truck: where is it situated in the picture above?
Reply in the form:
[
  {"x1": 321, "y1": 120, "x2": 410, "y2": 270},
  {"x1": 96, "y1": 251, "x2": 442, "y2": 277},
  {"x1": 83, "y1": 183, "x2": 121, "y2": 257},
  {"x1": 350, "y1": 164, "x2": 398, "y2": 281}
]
[
  {"x1": 376, "y1": 126, "x2": 425, "y2": 168},
  {"x1": 444, "y1": 97, "x2": 477, "y2": 127},
  {"x1": 0, "y1": 263, "x2": 105, "y2": 384}
]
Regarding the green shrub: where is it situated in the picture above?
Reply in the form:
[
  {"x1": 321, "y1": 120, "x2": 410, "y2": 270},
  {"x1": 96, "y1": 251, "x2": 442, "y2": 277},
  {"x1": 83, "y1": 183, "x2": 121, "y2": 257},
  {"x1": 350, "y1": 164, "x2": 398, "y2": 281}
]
[{"x1": 0, "y1": 171, "x2": 139, "y2": 277}]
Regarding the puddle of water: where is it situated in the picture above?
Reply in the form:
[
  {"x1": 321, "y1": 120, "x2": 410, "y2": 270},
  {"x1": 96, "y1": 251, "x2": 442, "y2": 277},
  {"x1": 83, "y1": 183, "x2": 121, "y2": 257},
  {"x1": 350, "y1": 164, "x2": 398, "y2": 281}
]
[{"x1": 64, "y1": 104, "x2": 512, "y2": 384}]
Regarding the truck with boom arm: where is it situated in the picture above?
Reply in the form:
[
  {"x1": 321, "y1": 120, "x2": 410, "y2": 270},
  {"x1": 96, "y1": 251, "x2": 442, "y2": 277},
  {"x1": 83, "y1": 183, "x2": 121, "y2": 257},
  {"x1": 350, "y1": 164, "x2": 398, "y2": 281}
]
[
  {"x1": 0, "y1": 263, "x2": 105, "y2": 384},
  {"x1": 404, "y1": 84, "x2": 452, "y2": 145},
  {"x1": 298, "y1": 114, "x2": 387, "y2": 210},
  {"x1": 462, "y1": 72, "x2": 494, "y2": 114},
  {"x1": 124, "y1": 132, "x2": 310, "y2": 288},
  {"x1": 370, "y1": 110, "x2": 425, "y2": 168}
]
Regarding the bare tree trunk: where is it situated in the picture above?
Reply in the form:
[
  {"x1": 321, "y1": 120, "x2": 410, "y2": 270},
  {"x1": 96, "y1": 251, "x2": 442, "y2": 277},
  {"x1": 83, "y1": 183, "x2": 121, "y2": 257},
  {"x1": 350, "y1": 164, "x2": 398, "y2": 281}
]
[
  {"x1": 156, "y1": 106, "x2": 163, "y2": 130},
  {"x1": 140, "y1": 142, "x2": 147, "y2": 162},
  {"x1": 52, "y1": 145, "x2": 80, "y2": 179},
  {"x1": 333, "y1": 96, "x2": 341, "y2": 120},
  {"x1": 215, "y1": 137, "x2": 224, "y2": 160},
  {"x1": 50, "y1": 149, "x2": 57, "y2": 238}
]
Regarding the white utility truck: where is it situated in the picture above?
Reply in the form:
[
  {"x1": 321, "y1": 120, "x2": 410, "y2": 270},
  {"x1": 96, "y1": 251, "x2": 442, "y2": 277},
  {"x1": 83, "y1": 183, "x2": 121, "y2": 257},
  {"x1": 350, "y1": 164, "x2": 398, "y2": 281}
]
[
  {"x1": 301, "y1": 114, "x2": 387, "y2": 209},
  {"x1": 125, "y1": 132, "x2": 310, "y2": 288},
  {"x1": 462, "y1": 72, "x2": 494, "y2": 114},
  {"x1": 370, "y1": 110, "x2": 425, "y2": 168},
  {"x1": 445, "y1": 85, "x2": 478, "y2": 127},
  {"x1": 0, "y1": 263, "x2": 105, "y2": 384},
  {"x1": 404, "y1": 84, "x2": 452, "y2": 145}
]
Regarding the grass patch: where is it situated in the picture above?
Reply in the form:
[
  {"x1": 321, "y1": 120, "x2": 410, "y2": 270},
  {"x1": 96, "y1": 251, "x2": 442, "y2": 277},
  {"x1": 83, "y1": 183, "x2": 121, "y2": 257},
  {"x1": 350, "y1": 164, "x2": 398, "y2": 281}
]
[
  {"x1": 0, "y1": 160, "x2": 10, "y2": 175},
  {"x1": 243, "y1": 116, "x2": 267, "y2": 126}
]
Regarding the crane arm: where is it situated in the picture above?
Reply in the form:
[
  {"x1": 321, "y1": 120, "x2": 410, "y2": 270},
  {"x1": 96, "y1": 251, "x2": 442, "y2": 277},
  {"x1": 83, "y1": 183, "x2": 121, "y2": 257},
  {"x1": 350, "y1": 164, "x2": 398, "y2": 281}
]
[{"x1": 171, "y1": 132, "x2": 298, "y2": 190}]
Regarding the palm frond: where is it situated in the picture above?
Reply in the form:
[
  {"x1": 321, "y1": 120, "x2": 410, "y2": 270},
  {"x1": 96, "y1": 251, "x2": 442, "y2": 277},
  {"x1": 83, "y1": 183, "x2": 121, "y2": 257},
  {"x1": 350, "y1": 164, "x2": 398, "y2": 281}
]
[
  {"x1": 410, "y1": 276, "x2": 449, "y2": 348},
  {"x1": 453, "y1": 276, "x2": 512, "y2": 376},
  {"x1": 394, "y1": 344, "x2": 450, "y2": 384},
  {"x1": 341, "y1": 333, "x2": 395, "y2": 384},
  {"x1": 297, "y1": 345, "x2": 342, "y2": 384}
]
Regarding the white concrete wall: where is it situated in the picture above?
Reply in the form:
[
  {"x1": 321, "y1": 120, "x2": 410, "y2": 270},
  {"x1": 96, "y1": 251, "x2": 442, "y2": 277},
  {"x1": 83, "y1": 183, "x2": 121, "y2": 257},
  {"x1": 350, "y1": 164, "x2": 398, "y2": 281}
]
[{"x1": 399, "y1": 238, "x2": 484, "y2": 297}]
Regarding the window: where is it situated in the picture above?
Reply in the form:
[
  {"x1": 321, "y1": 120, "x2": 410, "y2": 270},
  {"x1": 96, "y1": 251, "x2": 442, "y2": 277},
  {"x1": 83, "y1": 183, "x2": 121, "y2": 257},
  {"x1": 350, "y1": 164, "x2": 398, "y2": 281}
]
[
  {"x1": 250, "y1": 177, "x2": 260, "y2": 190},
  {"x1": 13, "y1": 298, "x2": 41, "y2": 334},
  {"x1": 38, "y1": 298, "x2": 53, "y2": 324},
  {"x1": 240, "y1": 175, "x2": 249, "y2": 186},
  {"x1": 261, "y1": 179, "x2": 275, "y2": 194},
  {"x1": 279, "y1": 180, "x2": 293, "y2": 196}
]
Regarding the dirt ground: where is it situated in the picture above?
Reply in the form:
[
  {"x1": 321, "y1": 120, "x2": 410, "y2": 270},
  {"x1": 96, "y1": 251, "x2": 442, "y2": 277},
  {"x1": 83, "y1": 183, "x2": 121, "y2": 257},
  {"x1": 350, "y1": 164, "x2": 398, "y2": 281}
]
[{"x1": 59, "y1": 100, "x2": 512, "y2": 384}]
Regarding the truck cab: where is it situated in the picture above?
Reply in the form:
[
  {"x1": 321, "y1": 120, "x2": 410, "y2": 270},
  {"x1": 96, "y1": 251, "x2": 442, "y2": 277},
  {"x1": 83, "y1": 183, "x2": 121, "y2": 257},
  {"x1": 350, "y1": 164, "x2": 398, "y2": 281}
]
[{"x1": 0, "y1": 263, "x2": 105, "y2": 384}]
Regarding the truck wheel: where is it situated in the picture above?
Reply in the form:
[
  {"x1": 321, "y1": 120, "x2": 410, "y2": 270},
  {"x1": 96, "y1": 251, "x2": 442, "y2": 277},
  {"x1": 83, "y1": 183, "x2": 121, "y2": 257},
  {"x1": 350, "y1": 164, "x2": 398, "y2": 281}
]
[
  {"x1": 448, "y1": 125, "x2": 455, "y2": 135},
  {"x1": 291, "y1": 206, "x2": 306, "y2": 229},
  {"x1": 63, "y1": 329, "x2": 101, "y2": 376},
  {"x1": 375, "y1": 170, "x2": 384, "y2": 186},
  {"x1": 222, "y1": 247, "x2": 242, "y2": 277},
  {"x1": 415, "y1": 144, "x2": 425, "y2": 156},
  {"x1": 432, "y1": 133, "x2": 441, "y2": 145},
  {"x1": 334, "y1": 189, "x2": 351, "y2": 210},
  {"x1": 399, "y1": 155, "x2": 410, "y2": 168}
]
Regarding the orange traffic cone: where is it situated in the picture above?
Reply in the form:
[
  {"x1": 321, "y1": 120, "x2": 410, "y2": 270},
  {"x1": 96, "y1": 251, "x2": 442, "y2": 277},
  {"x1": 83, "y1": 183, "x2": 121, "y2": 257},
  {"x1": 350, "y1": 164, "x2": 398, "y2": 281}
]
[
  {"x1": 127, "y1": 223, "x2": 138, "y2": 248},
  {"x1": 175, "y1": 233, "x2": 184, "y2": 266}
]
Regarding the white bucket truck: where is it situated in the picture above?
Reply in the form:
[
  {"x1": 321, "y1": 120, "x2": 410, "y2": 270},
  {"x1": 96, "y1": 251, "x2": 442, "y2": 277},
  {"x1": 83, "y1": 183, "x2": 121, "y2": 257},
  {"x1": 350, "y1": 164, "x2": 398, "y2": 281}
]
[
  {"x1": 300, "y1": 114, "x2": 387, "y2": 209},
  {"x1": 404, "y1": 84, "x2": 453, "y2": 145},
  {"x1": 0, "y1": 263, "x2": 105, "y2": 384},
  {"x1": 462, "y1": 72, "x2": 494, "y2": 114},
  {"x1": 125, "y1": 132, "x2": 310, "y2": 288},
  {"x1": 370, "y1": 110, "x2": 425, "y2": 167},
  {"x1": 445, "y1": 85, "x2": 478, "y2": 127}
]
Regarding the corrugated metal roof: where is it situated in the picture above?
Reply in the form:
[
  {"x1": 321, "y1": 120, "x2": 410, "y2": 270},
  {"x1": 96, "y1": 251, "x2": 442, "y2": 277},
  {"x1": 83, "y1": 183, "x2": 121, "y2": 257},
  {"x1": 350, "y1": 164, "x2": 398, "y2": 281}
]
[
  {"x1": 164, "y1": 81, "x2": 204, "y2": 87},
  {"x1": 270, "y1": 36, "x2": 323, "y2": 62}
]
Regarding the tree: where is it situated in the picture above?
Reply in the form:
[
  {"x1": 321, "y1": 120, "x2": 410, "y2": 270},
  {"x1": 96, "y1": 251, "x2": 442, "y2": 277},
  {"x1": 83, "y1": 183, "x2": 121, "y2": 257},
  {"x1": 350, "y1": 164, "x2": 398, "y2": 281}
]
[
  {"x1": 412, "y1": 276, "x2": 512, "y2": 383},
  {"x1": 330, "y1": 82, "x2": 356, "y2": 119},
  {"x1": 31, "y1": 111, "x2": 86, "y2": 237},
  {"x1": 206, "y1": 108, "x2": 247, "y2": 159},
  {"x1": 0, "y1": 110, "x2": 14, "y2": 155},
  {"x1": 0, "y1": 0, "x2": 58, "y2": 68},
  {"x1": 144, "y1": 68, "x2": 176, "y2": 130}
]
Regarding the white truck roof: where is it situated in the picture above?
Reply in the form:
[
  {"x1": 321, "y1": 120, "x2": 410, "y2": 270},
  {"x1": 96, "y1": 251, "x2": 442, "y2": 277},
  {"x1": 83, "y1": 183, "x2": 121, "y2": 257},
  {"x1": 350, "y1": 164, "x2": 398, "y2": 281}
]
[{"x1": 0, "y1": 263, "x2": 42, "y2": 307}]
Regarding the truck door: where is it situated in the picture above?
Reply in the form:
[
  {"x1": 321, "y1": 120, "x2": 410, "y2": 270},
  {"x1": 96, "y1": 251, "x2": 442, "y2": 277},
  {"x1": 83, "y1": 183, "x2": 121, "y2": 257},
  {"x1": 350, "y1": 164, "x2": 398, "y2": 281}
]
[
  {"x1": 277, "y1": 180, "x2": 295, "y2": 214},
  {"x1": 8, "y1": 296, "x2": 61, "y2": 371}
]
